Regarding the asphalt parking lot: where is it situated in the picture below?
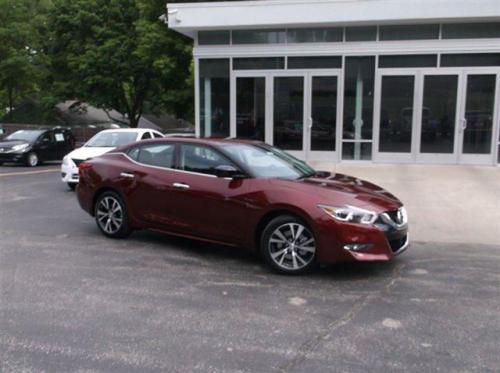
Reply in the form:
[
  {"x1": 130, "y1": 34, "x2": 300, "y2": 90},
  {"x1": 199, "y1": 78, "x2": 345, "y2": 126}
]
[{"x1": 1, "y1": 164, "x2": 500, "y2": 372}]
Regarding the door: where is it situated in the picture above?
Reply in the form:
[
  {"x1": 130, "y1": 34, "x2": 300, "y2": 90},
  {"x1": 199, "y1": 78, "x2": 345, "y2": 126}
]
[
  {"x1": 458, "y1": 72, "x2": 498, "y2": 164},
  {"x1": 306, "y1": 74, "x2": 341, "y2": 161},
  {"x1": 374, "y1": 72, "x2": 418, "y2": 163},
  {"x1": 37, "y1": 131, "x2": 58, "y2": 160}
]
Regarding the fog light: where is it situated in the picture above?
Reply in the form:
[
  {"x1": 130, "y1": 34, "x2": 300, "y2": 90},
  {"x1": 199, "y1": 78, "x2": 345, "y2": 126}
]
[{"x1": 343, "y1": 243, "x2": 373, "y2": 252}]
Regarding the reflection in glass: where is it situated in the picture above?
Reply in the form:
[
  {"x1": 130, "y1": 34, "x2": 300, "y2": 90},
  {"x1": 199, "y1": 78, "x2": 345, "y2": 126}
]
[
  {"x1": 420, "y1": 75, "x2": 458, "y2": 153},
  {"x1": 287, "y1": 28, "x2": 342, "y2": 43},
  {"x1": 311, "y1": 77, "x2": 337, "y2": 151},
  {"x1": 342, "y1": 142, "x2": 372, "y2": 160},
  {"x1": 345, "y1": 26, "x2": 377, "y2": 41},
  {"x1": 199, "y1": 59, "x2": 230, "y2": 138},
  {"x1": 379, "y1": 76, "x2": 414, "y2": 153},
  {"x1": 236, "y1": 77, "x2": 266, "y2": 141},
  {"x1": 274, "y1": 77, "x2": 304, "y2": 150},
  {"x1": 232, "y1": 29, "x2": 285, "y2": 44},
  {"x1": 463, "y1": 75, "x2": 496, "y2": 154}
]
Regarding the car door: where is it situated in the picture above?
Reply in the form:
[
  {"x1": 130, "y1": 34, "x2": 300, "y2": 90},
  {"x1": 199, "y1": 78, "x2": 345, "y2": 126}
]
[
  {"x1": 122, "y1": 142, "x2": 181, "y2": 229},
  {"x1": 36, "y1": 131, "x2": 57, "y2": 160},
  {"x1": 166, "y1": 143, "x2": 253, "y2": 244}
]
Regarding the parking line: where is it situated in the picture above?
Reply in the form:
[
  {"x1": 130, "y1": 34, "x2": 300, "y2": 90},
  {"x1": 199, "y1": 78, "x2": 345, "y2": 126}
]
[{"x1": 0, "y1": 168, "x2": 60, "y2": 177}]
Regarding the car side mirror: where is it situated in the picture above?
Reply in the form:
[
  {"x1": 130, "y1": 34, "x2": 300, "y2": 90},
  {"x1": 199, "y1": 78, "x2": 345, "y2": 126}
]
[{"x1": 214, "y1": 165, "x2": 245, "y2": 179}]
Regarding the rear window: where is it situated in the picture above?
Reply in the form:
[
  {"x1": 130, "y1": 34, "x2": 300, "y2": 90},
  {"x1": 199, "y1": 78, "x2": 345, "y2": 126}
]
[
  {"x1": 86, "y1": 132, "x2": 138, "y2": 147},
  {"x1": 128, "y1": 143, "x2": 175, "y2": 168}
]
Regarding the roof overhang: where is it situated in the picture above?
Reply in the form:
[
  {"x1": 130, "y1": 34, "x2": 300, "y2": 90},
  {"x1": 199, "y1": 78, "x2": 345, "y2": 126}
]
[{"x1": 167, "y1": 0, "x2": 500, "y2": 38}]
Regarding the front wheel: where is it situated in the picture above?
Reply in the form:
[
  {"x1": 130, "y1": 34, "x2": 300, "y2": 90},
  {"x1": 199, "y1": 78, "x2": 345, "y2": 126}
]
[
  {"x1": 260, "y1": 215, "x2": 317, "y2": 275},
  {"x1": 94, "y1": 191, "x2": 132, "y2": 238},
  {"x1": 67, "y1": 182, "x2": 77, "y2": 191},
  {"x1": 26, "y1": 152, "x2": 39, "y2": 167}
]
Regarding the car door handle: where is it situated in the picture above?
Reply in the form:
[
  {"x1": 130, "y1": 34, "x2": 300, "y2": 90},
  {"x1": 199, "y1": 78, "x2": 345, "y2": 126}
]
[
  {"x1": 120, "y1": 172, "x2": 135, "y2": 179},
  {"x1": 173, "y1": 182, "x2": 190, "y2": 190}
]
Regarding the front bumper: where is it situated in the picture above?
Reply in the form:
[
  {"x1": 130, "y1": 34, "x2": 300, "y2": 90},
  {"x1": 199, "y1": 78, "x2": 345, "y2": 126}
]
[
  {"x1": 314, "y1": 212, "x2": 409, "y2": 264},
  {"x1": 0, "y1": 152, "x2": 29, "y2": 164},
  {"x1": 61, "y1": 161, "x2": 79, "y2": 184}
]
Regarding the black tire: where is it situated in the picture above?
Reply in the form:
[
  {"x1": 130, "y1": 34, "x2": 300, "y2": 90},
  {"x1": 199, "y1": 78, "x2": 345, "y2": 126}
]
[
  {"x1": 67, "y1": 182, "x2": 77, "y2": 191},
  {"x1": 0, "y1": 161, "x2": 3, "y2": 166},
  {"x1": 94, "y1": 191, "x2": 132, "y2": 238},
  {"x1": 260, "y1": 215, "x2": 317, "y2": 275},
  {"x1": 26, "y1": 152, "x2": 39, "y2": 167}
]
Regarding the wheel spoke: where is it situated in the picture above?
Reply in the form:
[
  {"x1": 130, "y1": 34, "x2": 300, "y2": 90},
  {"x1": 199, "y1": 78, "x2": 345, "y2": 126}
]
[
  {"x1": 287, "y1": 224, "x2": 296, "y2": 240},
  {"x1": 291, "y1": 253, "x2": 298, "y2": 269},
  {"x1": 296, "y1": 254, "x2": 307, "y2": 266},
  {"x1": 270, "y1": 237, "x2": 287, "y2": 245},
  {"x1": 273, "y1": 229, "x2": 289, "y2": 243},
  {"x1": 294, "y1": 225, "x2": 304, "y2": 241},
  {"x1": 299, "y1": 237, "x2": 314, "y2": 246},
  {"x1": 297, "y1": 245, "x2": 315, "y2": 253},
  {"x1": 271, "y1": 248, "x2": 288, "y2": 259}
]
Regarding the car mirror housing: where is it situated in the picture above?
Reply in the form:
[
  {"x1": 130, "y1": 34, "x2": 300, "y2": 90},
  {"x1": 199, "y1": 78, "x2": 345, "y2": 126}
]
[{"x1": 214, "y1": 165, "x2": 246, "y2": 179}]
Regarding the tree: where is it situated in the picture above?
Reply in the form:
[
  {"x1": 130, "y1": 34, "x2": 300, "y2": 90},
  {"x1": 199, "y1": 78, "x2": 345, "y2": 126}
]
[
  {"x1": 0, "y1": 0, "x2": 49, "y2": 115},
  {"x1": 46, "y1": 0, "x2": 193, "y2": 127}
]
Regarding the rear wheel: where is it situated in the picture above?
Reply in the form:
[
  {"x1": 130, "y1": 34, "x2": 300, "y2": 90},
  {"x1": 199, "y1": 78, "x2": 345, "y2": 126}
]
[
  {"x1": 94, "y1": 191, "x2": 132, "y2": 238},
  {"x1": 260, "y1": 215, "x2": 317, "y2": 275},
  {"x1": 26, "y1": 152, "x2": 39, "y2": 167}
]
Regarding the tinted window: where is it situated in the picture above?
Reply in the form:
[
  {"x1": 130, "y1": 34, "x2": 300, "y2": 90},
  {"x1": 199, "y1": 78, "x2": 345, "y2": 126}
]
[
  {"x1": 152, "y1": 132, "x2": 163, "y2": 138},
  {"x1": 287, "y1": 28, "x2": 342, "y2": 43},
  {"x1": 198, "y1": 30, "x2": 230, "y2": 45},
  {"x1": 379, "y1": 24, "x2": 439, "y2": 40},
  {"x1": 232, "y1": 29, "x2": 285, "y2": 44},
  {"x1": 440, "y1": 54, "x2": 500, "y2": 67},
  {"x1": 6, "y1": 130, "x2": 43, "y2": 142},
  {"x1": 233, "y1": 57, "x2": 285, "y2": 70},
  {"x1": 179, "y1": 144, "x2": 235, "y2": 176},
  {"x1": 442, "y1": 23, "x2": 500, "y2": 39},
  {"x1": 133, "y1": 143, "x2": 175, "y2": 168},
  {"x1": 345, "y1": 26, "x2": 377, "y2": 41},
  {"x1": 379, "y1": 55, "x2": 437, "y2": 68},
  {"x1": 288, "y1": 56, "x2": 342, "y2": 69},
  {"x1": 141, "y1": 132, "x2": 152, "y2": 140}
]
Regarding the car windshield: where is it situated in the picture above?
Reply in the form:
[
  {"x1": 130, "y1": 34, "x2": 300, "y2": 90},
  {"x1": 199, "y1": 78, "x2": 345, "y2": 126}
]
[
  {"x1": 6, "y1": 130, "x2": 43, "y2": 142},
  {"x1": 85, "y1": 131, "x2": 138, "y2": 147},
  {"x1": 220, "y1": 143, "x2": 316, "y2": 179}
]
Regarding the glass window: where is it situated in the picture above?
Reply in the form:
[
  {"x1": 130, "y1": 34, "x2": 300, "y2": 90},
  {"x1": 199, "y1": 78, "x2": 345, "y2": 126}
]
[
  {"x1": 236, "y1": 77, "x2": 266, "y2": 141},
  {"x1": 153, "y1": 132, "x2": 163, "y2": 139},
  {"x1": 287, "y1": 28, "x2": 342, "y2": 43},
  {"x1": 462, "y1": 75, "x2": 496, "y2": 155},
  {"x1": 273, "y1": 77, "x2": 304, "y2": 151},
  {"x1": 85, "y1": 131, "x2": 138, "y2": 147},
  {"x1": 310, "y1": 76, "x2": 338, "y2": 151},
  {"x1": 198, "y1": 30, "x2": 230, "y2": 45},
  {"x1": 343, "y1": 57, "x2": 375, "y2": 141},
  {"x1": 440, "y1": 54, "x2": 500, "y2": 67},
  {"x1": 199, "y1": 59, "x2": 230, "y2": 138},
  {"x1": 232, "y1": 29, "x2": 285, "y2": 44},
  {"x1": 420, "y1": 75, "x2": 458, "y2": 154},
  {"x1": 379, "y1": 76, "x2": 415, "y2": 153},
  {"x1": 379, "y1": 55, "x2": 437, "y2": 68},
  {"x1": 379, "y1": 24, "x2": 439, "y2": 40},
  {"x1": 141, "y1": 132, "x2": 152, "y2": 140},
  {"x1": 6, "y1": 130, "x2": 43, "y2": 142},
  {"x1": 135, "y1": 143, "x2": 175, "y2": 168},
  {"x1": 288, "y1": 56, "x2": 342, "y2": 69},
  {"x1": 345, "y1": 26, "x2": 377, "y2": 41},
  {"x1": 221, "y1": 143, "x2": 315, "y2": 179},
  {"x1": 233, "y1": 57, "x2": 284, "y2": 70},
  {"x1": 179, "y1": 144, "x2": 235, "y2": 176},
  {"x1": 342, "y1": 142, "x2": 372, "y2": 160},
  {"x1": 442, "y1": 23, "x2": 500, "y2": 39}
]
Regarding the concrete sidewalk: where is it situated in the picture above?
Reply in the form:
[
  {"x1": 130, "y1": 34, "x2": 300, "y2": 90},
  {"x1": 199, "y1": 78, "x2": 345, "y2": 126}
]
[{"x1": 310, "y1": 162, "x2": 500, "y2": 246}]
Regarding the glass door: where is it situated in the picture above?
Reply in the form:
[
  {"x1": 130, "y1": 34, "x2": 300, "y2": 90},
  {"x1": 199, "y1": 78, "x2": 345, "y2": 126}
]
[
  {"x1": 415, "y1": 72, "x2": 461, "y2": 163},
  {"x1": 306, "y1": 73, "x2": 341, "y2": 161},
  {"x1": 235, "y1": 76, "x2": 266, "y2": 141},
  {"x1": 373, "y1": 71, "x2": 418, "y2": 162},
  {"x1": 458, "y1": 72, "x2": 499, "y2": 164}
]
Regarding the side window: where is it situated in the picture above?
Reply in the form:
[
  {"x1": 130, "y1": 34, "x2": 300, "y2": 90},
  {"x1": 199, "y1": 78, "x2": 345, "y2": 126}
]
[
  {"x1": 152, "y1": 132, "x2": 163, "y2": 139},
  {"x1": 179, "y1": 144, "x2": 235, "y2": 176},
  {"x1": 134, "y1": 143, "x2": 175, "y2": 168},
  {"x1": 141, "y1": 132, "x2": 152, "y2": 140},
  {"x1": 40, "y1": 132, "x2": 54, "y2": 142}
]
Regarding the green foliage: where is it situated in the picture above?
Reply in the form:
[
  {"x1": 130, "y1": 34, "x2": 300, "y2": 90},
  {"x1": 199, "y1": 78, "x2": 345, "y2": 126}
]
[{"x1": 46, "y1": 0, "x2": 193, "y2": 127}]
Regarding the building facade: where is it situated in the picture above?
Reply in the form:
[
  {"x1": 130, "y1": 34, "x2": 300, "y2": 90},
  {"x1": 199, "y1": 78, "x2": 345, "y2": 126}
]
[{"x1": 167, "y1": 0, "x2": 500, "y2": 165}]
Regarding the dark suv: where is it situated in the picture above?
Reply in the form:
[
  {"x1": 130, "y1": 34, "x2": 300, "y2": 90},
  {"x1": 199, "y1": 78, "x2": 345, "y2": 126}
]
[{"x1": 0, "y1": 128, "x2": 75, "y2": 167}]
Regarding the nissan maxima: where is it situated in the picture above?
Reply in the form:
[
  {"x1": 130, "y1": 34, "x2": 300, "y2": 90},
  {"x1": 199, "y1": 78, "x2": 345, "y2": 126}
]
[{"x1": 76, "y1": 138, "x2": 408, "y2": 275}]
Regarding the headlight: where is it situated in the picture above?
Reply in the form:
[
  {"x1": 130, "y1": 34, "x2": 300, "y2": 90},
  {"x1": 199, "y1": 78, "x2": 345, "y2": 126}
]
[
  {"x1": 11, "y1": 143, "x2": 30, "y2": 153},
  {"x1": 318, "y1": 204, "x2": 378, "y2": 225}
]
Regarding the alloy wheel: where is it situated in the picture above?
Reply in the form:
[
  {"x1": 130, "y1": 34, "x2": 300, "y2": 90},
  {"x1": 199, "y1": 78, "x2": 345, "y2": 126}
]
[
  {"x1": 28, "y1": 153, "x2": 38, "y2": 167},
  {"x1": 96, "y1": 196, "x2": 123, "y2": 235},
  {"x1": 268, "y1": 223, "x2": 316, "y2": 271}
]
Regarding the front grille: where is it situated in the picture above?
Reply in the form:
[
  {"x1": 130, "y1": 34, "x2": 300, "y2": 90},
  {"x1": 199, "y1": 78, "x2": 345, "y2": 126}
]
[
  {"x1": 385, "y1": 210, "x2": 399, "y2": 223},
  {"x1": 72, "y1": 158, "x2": 85, "y2": 167},
  {"x1": 389, "y1": 235, "x2": 407, "y2": 253}
]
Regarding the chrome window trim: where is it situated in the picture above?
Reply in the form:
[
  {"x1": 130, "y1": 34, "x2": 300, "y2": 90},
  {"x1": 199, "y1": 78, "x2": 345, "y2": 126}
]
[{"x1": 108, "y1": 151, "x2": 218, "y2": 179}]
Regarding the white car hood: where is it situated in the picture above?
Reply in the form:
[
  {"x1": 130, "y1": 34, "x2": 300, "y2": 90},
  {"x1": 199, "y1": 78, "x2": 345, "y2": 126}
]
[{"x1": 66, "y1": 146, "x2": 115, "y2": 161}]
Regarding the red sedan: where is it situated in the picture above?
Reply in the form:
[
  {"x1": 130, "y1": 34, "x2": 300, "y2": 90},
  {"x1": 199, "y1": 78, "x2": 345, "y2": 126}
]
[{"x1": 77, "y1": 138, "x2": 408, "y2": 275}]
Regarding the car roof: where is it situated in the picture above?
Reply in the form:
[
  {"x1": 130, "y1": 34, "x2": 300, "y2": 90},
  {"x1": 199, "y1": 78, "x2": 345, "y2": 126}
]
[
  {"x1": 99, "y1": 128, "x2": 159, "y2": 134},
  {"x1": 150, "y1": 137, "x2": 262, "y2": 146}
]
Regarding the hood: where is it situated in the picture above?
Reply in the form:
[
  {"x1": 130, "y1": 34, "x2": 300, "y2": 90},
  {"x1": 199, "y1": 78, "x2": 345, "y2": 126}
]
[
  {"x1": 65, "y1": 146, "x2": 115, "y2": 161},
  {"x1": 276, "y1": 173, "x2": 402, "y2": 213},
  {"x1": 0, "y1": 140, "x2": 30, "y2": 151}
]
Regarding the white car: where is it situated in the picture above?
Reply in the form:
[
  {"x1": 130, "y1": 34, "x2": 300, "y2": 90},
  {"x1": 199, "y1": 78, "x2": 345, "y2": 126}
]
[{"x1": 61, "y1": 128, "x2": 163, "y2": 189}]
